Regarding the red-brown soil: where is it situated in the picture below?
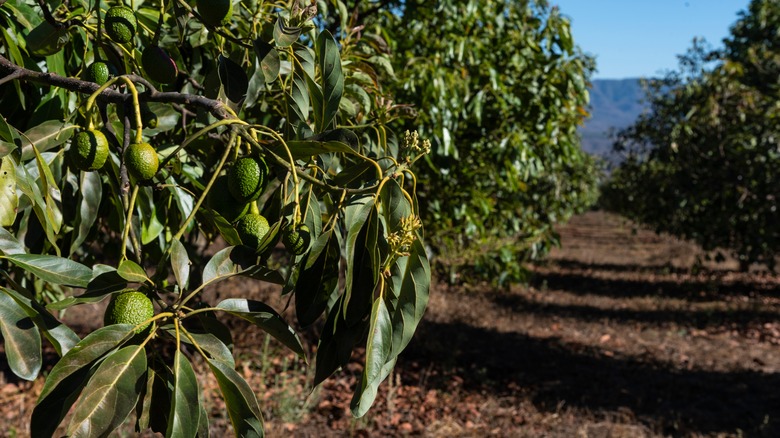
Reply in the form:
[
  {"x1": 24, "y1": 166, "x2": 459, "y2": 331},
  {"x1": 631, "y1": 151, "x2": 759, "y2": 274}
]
[{"x1": 2, "y1": 211, "x2": 780, "y2": 437}]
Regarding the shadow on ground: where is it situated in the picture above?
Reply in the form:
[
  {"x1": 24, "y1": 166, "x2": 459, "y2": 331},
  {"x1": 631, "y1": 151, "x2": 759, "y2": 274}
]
[
  {"x1": 401, "y1": 319, "x2": 780, "y2": 437},
  {"x1": 487, "y1": 290, "x2": 779, "y2": 330},
  {"x1": 532, "y1": 264, "x2": 780, "y2": 301}
]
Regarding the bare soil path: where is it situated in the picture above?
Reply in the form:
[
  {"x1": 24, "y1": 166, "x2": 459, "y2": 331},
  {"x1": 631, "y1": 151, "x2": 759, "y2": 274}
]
[{"x1": 2, "y1": 211, "x2": 779, "y2": 437}]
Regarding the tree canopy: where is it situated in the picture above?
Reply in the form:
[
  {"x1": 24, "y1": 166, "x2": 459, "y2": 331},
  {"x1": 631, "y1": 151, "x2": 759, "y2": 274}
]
[
  {"x1": 378, "y1": 0, "x2": 600, "y2": 283},
  {"x1": 603, "y1": 0, "x2": 780, "y2": 269}
]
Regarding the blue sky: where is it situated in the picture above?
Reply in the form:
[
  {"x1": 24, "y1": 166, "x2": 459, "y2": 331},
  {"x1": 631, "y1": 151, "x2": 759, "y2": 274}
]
[{"x1": 552, "y1": 0, "x2": 750, "y2": 79}]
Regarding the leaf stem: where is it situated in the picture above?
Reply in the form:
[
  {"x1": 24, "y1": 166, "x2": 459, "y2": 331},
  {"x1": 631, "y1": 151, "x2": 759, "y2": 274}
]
[{"x1": 120, "y1": 185, "x2": 140, "y2": 261}]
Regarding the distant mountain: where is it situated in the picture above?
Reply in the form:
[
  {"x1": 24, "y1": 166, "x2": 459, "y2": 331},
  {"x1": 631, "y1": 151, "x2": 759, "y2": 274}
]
[{"x1": 579, "y1": 78, "x2": 648, "y2": 158}]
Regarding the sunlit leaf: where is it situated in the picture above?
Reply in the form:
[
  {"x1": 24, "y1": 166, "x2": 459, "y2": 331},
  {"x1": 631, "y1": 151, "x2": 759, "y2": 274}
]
[
  {"x1": 207, "y1": 359, "x2": 264, "y2": 437},
  {"x1": 117, "y1": 259, "x2": 151, "y2": 284},
  {"x1": 69, "y1": 170, "x2": 102, "y2": 255},
  {"x1": 0, "y1": 157, "x2": 18, "y2": 226},
  {"x1": 66, "y1": 345, "x2": 148, "y2": 437},
  {"x1": 170, "y1": 239, "x2": 191, "y2": 290},
  {"x1": 32, "y1": 325, "x2": 136, "y2": 437},
  {"x1": 0, "y1": 226, "x2": 25, "y2": 255},
  {"x1": 350, "y1": 297, "x2": 392, "y2": 417},
  {"x1": 2, "y1": 253, "x2": 92, "y2": 287},
  {"x1": 315, "y1": 30, "x2": 344, "y2": 132},
  {"x1": 253, "y1": 39, "x2": 280, "y2": 83},
  {"x1": 0, "y1": 291, "x2": 42, "y2": 380},
  {"x1": 1, "y1": 286, "x2": 79, "y2": 356},
  {"x1": 273, "y1": 17, "x2": 301, "y2": 47},
  {"x1": 216, "y1": 298, "x2": 305, "y2": 359},
  {"x1": 201, "y1": 246, "x2": 284, "y2": 286},
  {"x1": 20, "y1": 120, "x2": 76, "y2": 160},
  {"x1": 167, "y1": 345, "x2": 200, "y2": 437}
]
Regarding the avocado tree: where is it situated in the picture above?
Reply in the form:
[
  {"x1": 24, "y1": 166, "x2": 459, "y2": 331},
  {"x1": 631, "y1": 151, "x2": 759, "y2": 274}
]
[
  {"x1": 0, "y1": 0, "x2": 430, "y2": 435},
  {"x1": 375, "y1": 0, "x2": 601, "y2": 283},
  {"x1": 602, "y1": 0, "x2": 780, "y2": 269}
]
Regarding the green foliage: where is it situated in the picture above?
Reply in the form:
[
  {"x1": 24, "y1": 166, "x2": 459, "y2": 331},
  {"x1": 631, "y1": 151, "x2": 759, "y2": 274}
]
[
  {"x1": 602, "y1": 0, "x2": 780, "y2": 269},
  {"x1": 377, "y1": 0, "x2": 601, "y2": 284},
  {"x1": 0, "y1": 0, "x2": 430, "y2": 436}
]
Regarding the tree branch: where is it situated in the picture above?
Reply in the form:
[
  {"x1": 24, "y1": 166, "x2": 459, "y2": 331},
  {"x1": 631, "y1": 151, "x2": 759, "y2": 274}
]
[{"x1": 0, "y1": 54, "x2": 233, "y2": 120}]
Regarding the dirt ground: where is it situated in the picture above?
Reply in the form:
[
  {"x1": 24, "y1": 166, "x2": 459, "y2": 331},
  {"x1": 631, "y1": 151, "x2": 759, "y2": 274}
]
[{"x1": 2, "y1": 211, "x2": 780, "y2": 437}]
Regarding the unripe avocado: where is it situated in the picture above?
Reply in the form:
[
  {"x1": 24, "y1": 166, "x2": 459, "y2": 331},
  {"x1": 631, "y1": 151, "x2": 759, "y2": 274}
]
[
  {"x1": 70, "y1": 130, "x2": 109, "y2": 171},
  {"x1": 104, "y1": 290, "x2": 154, "y2": 333},
  {"x1": 228, "y1": 156, "x2": 268, "y2": 203},
  {"x1": 105, "y1": 6, "x2": 137, "y2": 43},
  {"x1": 141, "y1": 46, "x2": 178, "y2": 84},
  {"x1": 124, "y1": 142, "x2": 159, "y2": 181},
  {"x1": 236, "y1": 213, "x2": 270, "y2": 250},
  {"x1": 197, "y1": 0, "x2": 233, "y2": 27},
  {"x1": 282, "y1": 223, "x2": 311, "y2": 255},
  {"x1": 84, "y1": 61, "x2": 111, "y2": 85}
]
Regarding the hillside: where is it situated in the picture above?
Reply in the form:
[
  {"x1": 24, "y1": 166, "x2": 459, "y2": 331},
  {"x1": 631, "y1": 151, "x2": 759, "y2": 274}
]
[{"x1": 580, "y1": 78, "x2": 648, "y2": 157}]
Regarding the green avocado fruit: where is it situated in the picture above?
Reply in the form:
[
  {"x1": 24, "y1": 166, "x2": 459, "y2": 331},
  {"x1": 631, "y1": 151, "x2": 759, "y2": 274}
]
[
  {"x1": 104, "y1": 290, "x2": 154, "y2": 333},
  {"x1": 71, "y1": 129, "x2": 110, "y2": 171},
  {"x1": 197, "y1": 0, "x2": 233, "y2": 27},
  {"x1": 105, "y1": 6, "x2": 137, "y2": 43},
  {"x1": 236, "y1": 213, "x2": 270, "y2": 250},
  {"x1": 84, "y1": 61, "x2": 111, "y2": 85},
  {"x1": 228, "y1": 156, "x2": 269, "y2": 203},
  {"x1": 124, "y1": 142, "x2": 159, "y2": 181},
  {"x1": 282, "y1": 223, "x2": 311, "y2": 255}
]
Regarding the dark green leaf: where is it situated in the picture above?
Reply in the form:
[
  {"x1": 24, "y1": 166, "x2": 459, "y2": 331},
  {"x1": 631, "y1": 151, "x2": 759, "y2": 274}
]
[
  {"x1": 212, "y1": 213, "x2": 242, "y2": 246},
  {"x1": 294, "y1": 43, "x2": 316, "y2": 80},
  {"x1": 253, "y1": 39, "x2": 280, "y2": 83},
  {"x1": 20, "y1": 120, "x2": 77, "y2": 160},
  {"x1": 295, "y1": 229, "x2": 339, "y2": 327},
  {"x1": 344, "y1": 203, "x2": 379, "y2": 326},
  {"x1": 118, "y1": 259, "x2": 151, "y2": 284},
  {"x1": 66, "y1": 345, "x2": 148, "y2": 437},
  {"x1": 350, "y1": 297, "x2": 392, "y2": 417},
  {"x1": 313, "y1": 295, "x2": 367, "y2": 386},
  {"x1": 49, "y1": 265, "x2": 129, "y2": 310},
  {"x1": 388, "y1": 236, "x2": 430, "y2": 356},
  {"x1": 69, "y1": 170, "x2": 102, "y2": 255},
  {"x1": 26, "y1": 20, "x2": 70, "y2": 56},
  {"x1": 163, "y1": 317, "x2": 236, "y2": 367},
  {"x1": 287, "y1": 73, "x2": 310, "y2": 132},
  {"x1": 1, "y1": 286, "x2": 79, "y2": 356},
  {"x1": 202, "y1": 246, "x2": 284, "y2": 286},
  {"x1": 380, "y1": 179, "x2": 412, "y2": 234},
  {"x1": 218, "y1": 54, "x2": 249, "y2": 104},
  {"x1": 0, "y1": 226, "x2": 25, "y2": 255},
  {"x1": 216, "y1": 298, "x2": 305, "y2": 359},
  {"x1": 330, "y1": 161, "x2": 376, "y2": 188},
  {"x1": 167, "y1": 346, "x2": 200, "y2": 438},
  {"x1": 0, "y1": 291, "x2": 41, "y2": 380},
  {"x1": 32, "y1": 325, "x2": 136, "y2": 437},
  {"x1": 207, "y1": 359, "x2": 264, "y2": 438},
  {"x1": 170, "y1": 239, "x2": 191, "y2": 290},
  {"x1": 2, "y1": 253, "x2": 92, "y2": 288},
  {"x1": 136, "y1": 359, "x2": 171, "y2": 434},
  {"x1": 273, "y1": 17, "x2": 301, "y2": 47},
  {"x1": 281, "y1": 140, "x2": 358, "y2": 159},
  {"x1": 315, "y1": 30, "x2": 344, "y2": 131}
]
